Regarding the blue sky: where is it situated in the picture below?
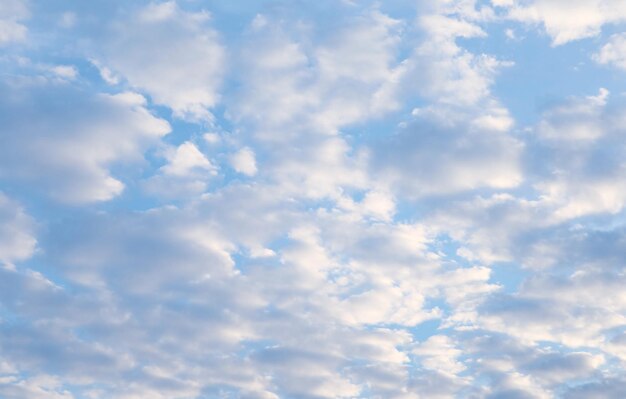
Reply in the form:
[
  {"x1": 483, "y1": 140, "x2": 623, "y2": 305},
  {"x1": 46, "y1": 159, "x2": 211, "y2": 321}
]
[{"x1": 2, "y1": 0, "x2": 626, "y2": 398}]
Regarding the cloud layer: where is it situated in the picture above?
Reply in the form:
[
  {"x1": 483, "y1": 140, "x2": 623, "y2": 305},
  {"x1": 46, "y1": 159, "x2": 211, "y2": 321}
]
[{"x1": 2, "y1": 0, "x2": 626, "y2": 398}]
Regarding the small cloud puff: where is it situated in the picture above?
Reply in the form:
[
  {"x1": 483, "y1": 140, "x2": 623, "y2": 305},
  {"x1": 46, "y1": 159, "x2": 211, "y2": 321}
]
[
  {"x1": 161, "y1": 142, "x2": 214, "y2": 177},
  {"x1": 229, "y1": 147, "x2": 258, "y2": 176},
  {"x1": 595, "y1": 33, "x2": 626, "y2": 70}
]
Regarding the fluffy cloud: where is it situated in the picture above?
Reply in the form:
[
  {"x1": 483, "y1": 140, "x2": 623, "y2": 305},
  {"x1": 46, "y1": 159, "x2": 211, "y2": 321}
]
[
  {"x1": 413, "y1": 335, "x2": 466, "y2": 375},
  {"x1": 0, "y1": 190, "x2": 430, "y2": 398},
  {"x1": 160, "y1": 142, "x2": 214, "y2": 177},
  {"x1": 370, "y1": 114, "x2": 523, "y2": 197},
  {"x1": 3, "y1": 0, "x2": 626, "y2": 397},
  {"x1": 532, "y1": 89, "x2": 626, "y2": 219},
  {"x1": 229, "y1": 147, "x2": 258, "y2": 176},
  {"x1": 95, "y1": 1, "x2": 225, "y2": 121},
  {"x1": 232, "y1": 8, "x2": 404, "y2": 136},
  {"x1": 365, "y1": 2, "x2": 522, "y2": 198},
  {"x1": 144, "y1": 141, "x2": 217, "y2": 198},
  {"x1": 0, "y1": 79, "x2": 170, "y2": 203},
  {"x1": 595, "y1": 33, "x2": 626, "y2": 70},
  {"x1": 407, "y1": 14, "x2": 503, "y2": 107},
  {"x1": 495, "y1": 0, "x2": 626, "y2": 45}
]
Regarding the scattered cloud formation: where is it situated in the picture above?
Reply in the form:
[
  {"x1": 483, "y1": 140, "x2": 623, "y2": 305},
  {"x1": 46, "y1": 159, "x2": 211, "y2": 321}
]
[{"x1": 2, "y1": 0, "x2": 626, "y2": 397}]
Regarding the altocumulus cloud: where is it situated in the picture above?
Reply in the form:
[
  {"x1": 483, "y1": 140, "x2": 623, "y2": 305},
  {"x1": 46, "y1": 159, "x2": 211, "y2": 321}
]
[{"x1": 2, "y1": 0, "x2": 626, "y2": 398}]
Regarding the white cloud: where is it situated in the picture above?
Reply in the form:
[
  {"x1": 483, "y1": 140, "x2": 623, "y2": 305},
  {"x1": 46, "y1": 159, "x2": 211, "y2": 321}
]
[
  {"x1": 13, "y1": 192, "x2": 441, "y2": 397},
  {"x1": 265, "y1": 136, "x2": 370, "y2": 200},
  {"x1": 96, "y1": 1, "x2": 225, "y2": 121},
  {"x1": 232, "y1": 8, "x2": 404, "y2": 136},
  {"x1": 223, "y1": 8, "x2": 411, "y2": 205},
  {"x1": 229, "y1": 147, "x2": 258, "y2": 176},
  {"x1": 400, "y1": 8, "x2": 510, "y2": 108},
  {"x1": 595, "y1": 33, "x2": 626, "y2": 70},
  {"x1": 89, "y1": 59, "x2": 120, "y2": 85},
  {"x1": 479, "y1": 266, "x2": 626, "y2": 348},
  {"x1": 413, "y1": 335, "x2": 467, "y2": 375},
  {"x1": 4, "y1": 0, "x2": 626, "y2": 397},
  {"x1": 0, "y1": 80, "x2": 170, "y2": 203},
  {"x1": 0, "y1": 375, "x2": 74, "y2": 399},
  {"x1": 0, "y1": 19, "x2": 27, "y2": 45},
  {"x1": 0, "y1": 193, "x2": 36, "y2": 264},
  {"x1": 0, "y1": 0, "x2": 28, "y2": 45},
  {"x1": 203, "y1": 132, "x2": 221, "y2": 145},
  {"x1": 531, "y1": 89, "x2": 626, "y2": 219},
  {"x1": 144, "y1": 141, "x2": 217, "y2": 198},
  {"x1": 363, "y1": 3, "x2": 521, "y2": 198},
  {"x1": 50, "y1": 65, "x2": 78, "y2": 80},
  {"x1": 428, "y1": 194, "x2": 554, "y2": 266},
  {"x1": 360, "y1": 190, "x2": 396, "y2": 221},
  {"x1": 161, "y1": 141, "x2": 214, "y2": 177},
  {"x1": 536, "y1": 88, "x2": 609, "y2": 141},
  {"x1": 370, "y1": 113, "x2": 523, "y2": 197},
  {"x1": 496, "y1": 0, "x2": 626, "y2": 45}
]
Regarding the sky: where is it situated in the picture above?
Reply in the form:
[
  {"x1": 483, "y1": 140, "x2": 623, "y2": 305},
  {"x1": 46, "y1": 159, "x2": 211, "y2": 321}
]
[{"x1": 3, "y1": 0, "x2": 626, "y2": 398}]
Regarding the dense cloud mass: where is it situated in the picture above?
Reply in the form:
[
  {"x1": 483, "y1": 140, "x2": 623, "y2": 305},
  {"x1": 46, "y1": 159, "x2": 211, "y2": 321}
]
[{"x1": 2, "y1": 0, "x2": 626, "y2": 398}]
